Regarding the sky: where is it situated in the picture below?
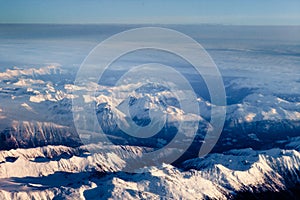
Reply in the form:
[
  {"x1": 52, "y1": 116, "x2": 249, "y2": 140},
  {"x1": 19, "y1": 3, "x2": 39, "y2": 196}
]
[{"x1": 0, "y1": 0, "x2": 300, "y2": 25}]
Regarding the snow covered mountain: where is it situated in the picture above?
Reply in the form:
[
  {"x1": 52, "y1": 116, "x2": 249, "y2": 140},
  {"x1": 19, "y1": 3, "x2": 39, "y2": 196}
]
[
  {"x1": 1, "y1": 23, "x2": 300, "y2": 199},
  {"x1": 0, "y1": 66, "x2": 80, "y2": 150},
  {"x1": 0, "y1": 65, "x2": 299, "y2": 157},
  {"x1": 0, "y1": 120, "x2": 80, "y2": 150},
  {"x1": 0, "y1": 138, "x2": 299, "y2": 199}
]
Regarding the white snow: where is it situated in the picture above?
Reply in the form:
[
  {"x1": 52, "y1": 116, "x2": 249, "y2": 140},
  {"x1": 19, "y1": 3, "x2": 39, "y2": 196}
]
[
  {"x1": 0, "y1": 140, "x2": 299, "y2": 199},
  {"x1": 0, "y1": 66, "x2": 61, "y2": 80}
]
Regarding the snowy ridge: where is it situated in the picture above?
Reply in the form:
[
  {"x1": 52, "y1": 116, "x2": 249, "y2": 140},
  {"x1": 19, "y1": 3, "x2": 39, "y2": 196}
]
[
  {"x1": 183, "y1": 148, "x2": 300, "y2": 192},
  {"x1": 0, "y1": 120, "x2": 80, "y2": 150},
  {"x1": 226, "y1": 93, "x2": 300, "y2": 123},
  {"x1": 0, "y1": 144, "x2": 152, "y2": 178},
  {"x1": 0, "y1": 140, "x2": 299, "y2": 199},
  {"x1": 0, "y1": 66, "x2": 61, "y2": 80}
]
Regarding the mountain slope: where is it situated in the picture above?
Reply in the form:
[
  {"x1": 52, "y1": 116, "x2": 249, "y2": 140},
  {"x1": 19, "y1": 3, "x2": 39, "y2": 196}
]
[{"x1": 0, "y1": 139, "x2": 299, "y2": 199}]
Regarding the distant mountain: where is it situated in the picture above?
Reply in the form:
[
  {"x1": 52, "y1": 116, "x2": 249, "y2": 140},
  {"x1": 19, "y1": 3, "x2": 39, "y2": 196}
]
[{"x1": 0, "y1": 66, "x2": 299, "y2": 155}]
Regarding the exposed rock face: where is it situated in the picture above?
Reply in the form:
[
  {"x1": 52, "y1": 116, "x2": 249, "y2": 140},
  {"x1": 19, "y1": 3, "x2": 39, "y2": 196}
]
[{"x1": 0, "y1": 121, "x2": 81, "y2": 150}]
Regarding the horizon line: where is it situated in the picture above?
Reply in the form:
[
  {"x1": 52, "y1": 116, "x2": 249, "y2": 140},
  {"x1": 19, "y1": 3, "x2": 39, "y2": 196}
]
[{"x1": 1, "y1": 22, "x2": 300, "y2": 27}]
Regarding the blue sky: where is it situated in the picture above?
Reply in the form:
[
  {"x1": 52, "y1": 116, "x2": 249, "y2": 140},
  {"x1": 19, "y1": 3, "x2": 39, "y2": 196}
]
[{"x1": 0, "y1": 0, "x2": 300, "y2": 25}]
